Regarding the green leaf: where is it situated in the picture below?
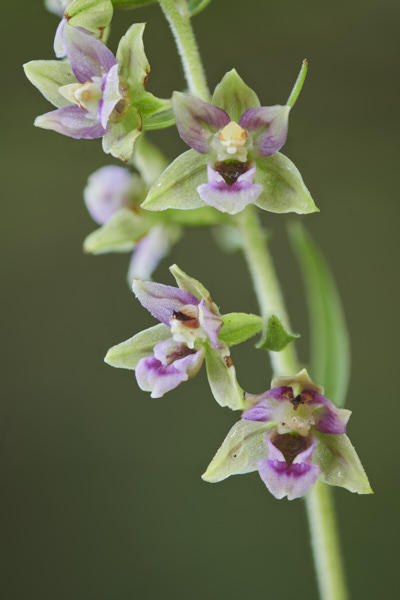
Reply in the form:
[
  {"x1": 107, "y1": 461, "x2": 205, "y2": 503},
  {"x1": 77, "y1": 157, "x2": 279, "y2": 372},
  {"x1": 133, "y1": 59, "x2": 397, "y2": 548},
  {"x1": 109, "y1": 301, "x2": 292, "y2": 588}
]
[
  {"x1": 219, "y1": 313, "x2": 263, "y2": 347},
  {"x1": 289, "y1": 223, "x2": 350, "y2": 407},
  {"x1": 143, "y1": 108, "x2": 175, "y2": 131},
  {"x1": 254, "y1": 153, "x2": 318, "y2": 215},
  {"x1": 116, "y1": 23, "x2": 149, "y2": 102},
  {"x1": 313, "y1": 433, "x2": 373, "y2": 494},
  {"x1": 141, "y1": 149, "x2": 208, "y2": 211},
  {"x1": 212, "y1": 69, "x2": 260, "y2": 122},
  {"x1": 102, "y1": 107, "x2": 142, "y2": 162},
  {"x1": 23, "y1": 60, "x2": 77, "y2": 108},
  {"x1": 169, "y1": 264, "x2": 210, "y2": 299},
  {"x1": 204, "y1": 345, "x2": 244, "y2": 410},
  {"x1": 202, "y1": 420, "x2": 272, "y2": 483},
  {"x1": 105, "y1": 323, "x2": 171, "y2": 369},
  {"x1": 66, "y1": 0, "x2": 113, "y2": 34},
  {"x1": 256, "y1": 314, "x2": 300, "y2": 352},
  {"x1": 83, "y1": 208, "x2": 151, "y2": 254}
]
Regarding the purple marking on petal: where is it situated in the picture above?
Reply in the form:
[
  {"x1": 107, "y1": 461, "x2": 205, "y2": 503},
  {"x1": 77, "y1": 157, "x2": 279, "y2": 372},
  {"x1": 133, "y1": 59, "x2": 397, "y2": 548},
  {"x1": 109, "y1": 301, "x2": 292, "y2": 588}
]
[
  {"x1": 239, "y1": 106, "x2": 290, "y2": 157},
  {"x1": 198, "y1": 298, "x2": 222, "y2": 349},
  {"x1": 197, "y1": 163, "x2": 262, "y2": 215},
  {"x1": 84, "y1": 165, "x2": 132, "y2": 225},
  {"x1": 99, "y1": 65, "x2": 122, "y2": 129},
  {"x1": 243, "y1": 386, "x2": 293, "y2": 421},
  {"x1": 132, "y1": 280, "x2": 199, "y2": 325},
  {"x1": 63, "y1": 24, "x2": 117, "y2": 83},
  {"x1": 173, "y1": 92, "x2": 230, "y2": 153},
  {"x1": 135, "y1": 344, "x2": 204, "y2": 397},
  {"x1": 35, "y1": 106, "x2": 105, "y2": 139},
  {"x1": 257, "y1": 434, "x2": 319, "y2": 500},
  {"x1": 128, "y1": 225, "x2": 170, "y2": 282},
  {"x1": 306, "y1": 391, "x2": 351, "y2": 434},
  {"x1": 54, "y1": 18, "x2": 67, "y2": 58}
]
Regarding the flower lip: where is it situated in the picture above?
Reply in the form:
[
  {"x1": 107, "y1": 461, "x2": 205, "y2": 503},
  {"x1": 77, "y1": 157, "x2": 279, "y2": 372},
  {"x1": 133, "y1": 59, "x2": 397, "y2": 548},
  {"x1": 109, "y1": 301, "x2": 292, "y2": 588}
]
[
  {"x1": 214, "y1": 160, "x2": 251, "y2": 186},
  {"x1": 270, "y1": 431, "x2": 312, "y2": 465}
]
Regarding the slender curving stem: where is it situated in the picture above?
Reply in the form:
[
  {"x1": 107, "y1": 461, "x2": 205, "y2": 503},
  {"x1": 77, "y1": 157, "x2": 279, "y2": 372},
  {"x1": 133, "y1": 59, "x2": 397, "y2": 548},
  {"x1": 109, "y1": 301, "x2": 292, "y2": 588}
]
[
  {"x1": 161, "y1": 6, "x2": 349, "y2": 598},
  {"x1": 158, "y1": 0, "x2": 210, "y2": 101}
]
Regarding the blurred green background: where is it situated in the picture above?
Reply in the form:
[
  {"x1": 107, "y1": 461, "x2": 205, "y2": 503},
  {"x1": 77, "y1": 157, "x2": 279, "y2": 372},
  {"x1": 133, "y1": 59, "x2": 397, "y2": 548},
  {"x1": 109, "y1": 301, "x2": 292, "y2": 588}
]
[{"x1": 1, "y1": 0, "x2": 398, "y2": 598}]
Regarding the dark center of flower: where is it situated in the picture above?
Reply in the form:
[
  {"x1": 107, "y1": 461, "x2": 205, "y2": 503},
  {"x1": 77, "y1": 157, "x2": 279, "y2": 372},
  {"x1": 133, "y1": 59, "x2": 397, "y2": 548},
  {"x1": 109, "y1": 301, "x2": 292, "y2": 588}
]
[
  {"x1": 172, "y1": 310, "x2": 199, "y2": 329},
  {"x1": 270, "y1": 432, "x2": 311, "y2": 465},
  {"x1": 214, "y1": 160, "x2": 250, "y2": 186},
  {"x1": 290, "y1": 394, "x2": 304, "y2": 411},
  {"x1": 165, "y1": 345, "x2": 197, "y2": 365}
]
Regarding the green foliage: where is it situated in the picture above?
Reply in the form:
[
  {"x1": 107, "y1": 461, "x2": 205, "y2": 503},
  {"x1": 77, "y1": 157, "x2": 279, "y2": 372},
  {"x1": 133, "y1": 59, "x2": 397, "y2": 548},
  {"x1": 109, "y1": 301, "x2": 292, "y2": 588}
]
[
  {"x1": 289, "y1": 223, "x2": 350, "y2": 407},
  {"x1": 83, "y1": 208, "x2": 150, "y2": 254},
  {"x1": 256, "y1": 314, "x2": 299, "y2": 352},
  {"x1": 219, "y1": 313, "x2": 263, "y2": 347},
  {"x1": 66, "y1": 0, "x2": 113, "y2": 33},
  {"x1": 111, "y1": 0, "x2": 212, "y2": 17}
]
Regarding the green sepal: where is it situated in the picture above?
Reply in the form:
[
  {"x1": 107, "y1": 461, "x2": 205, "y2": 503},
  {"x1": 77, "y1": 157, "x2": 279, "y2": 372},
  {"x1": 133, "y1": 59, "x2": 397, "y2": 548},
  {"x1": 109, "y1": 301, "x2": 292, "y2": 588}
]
[
  {"x1": 83, "y1": 208, "x2": 151, "y2": 254},
  {"x1": 116, "y1": 23, "x2": 149, "y2": 103},
  {"x1": 219, "y1": 313, "x2": 263, "y2": 347},
  {"x1": 313, "y1": 433, "x2": 373, "y2": 494},
  {"x1": 65, "y1": 0, "x2": 113, "y2": 34},
  {"x1": 202, "y1": 420, "x2": 273, "y2": 482},
  {"x1": 212, "y1": 69, "x2": 260, "y2": 122},
  {"x1": 254, "y1": 153, "x2": 318, "y2": 215},
  {"x1": 23, "y1": 60, "x2": 76, "y2": 108},
  {"x1": 105, "y1": 323, "x2": 171, "y2": 370},
  {"x1": 102, "y1": 107, "x2": 142, "y2": 162},
  {"x1": 271, "y1": 368, "x2": 323, "y2": 397},
  {"x1": 135, "y1": 92, "x2": 172, "y2": 121},
  {"x1": 289, "y1": 223, "x2": 350, "y2": 407},
  {"x1": 111, "y1": 0, "x2": 211, "y2": 16},
  {"x1": 143, "y1": 108, "x2": 175, "y2": 131},
  {"x1": 169, "y1": 264, "x2": 210, "y2": 300},
  {"x1": 204, "y1": 344, "x2": 244, "y2": 411},
  {"x1": 141, "y1": 149, "x2": 208, "y2": 211},
  {"x1": 256, "y1": 314, "x2": 300, "y2": 352}
]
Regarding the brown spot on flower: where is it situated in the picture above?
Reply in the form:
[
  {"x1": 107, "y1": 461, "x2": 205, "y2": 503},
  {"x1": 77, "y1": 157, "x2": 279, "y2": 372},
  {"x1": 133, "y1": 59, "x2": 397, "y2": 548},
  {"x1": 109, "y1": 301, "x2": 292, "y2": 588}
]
[
  {"x1": 224, "y1": 356, "x2": 233, "y2": 368},
  {"x1": 172, "y1": 308, "x2": 199, "y2": 329},
  {"x1": 270, "y1": 432, "x2": 311, "y2": 465},
  {"x1": 301, "y1": 391, "x2": 314, "y2": 403},
  {"x1": 214, "y1": 160, "x2": 250, "y2": 186}
]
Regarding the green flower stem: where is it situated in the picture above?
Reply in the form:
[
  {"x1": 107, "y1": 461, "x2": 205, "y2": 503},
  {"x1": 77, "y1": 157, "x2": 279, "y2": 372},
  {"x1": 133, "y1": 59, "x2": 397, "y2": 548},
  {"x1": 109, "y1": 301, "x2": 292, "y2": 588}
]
[
  {"x1": 237, "y1": 205, "x2": 298, "y2": 376},
  {"x1": 237, "y1": 205, "x2": 348, "y2": 600},
  {"x1": 158, "y1": 0, "x2": 210, "y2": 101},
  {"x1": 306, "y1": 482, "x2": 348, "y2": 600}
]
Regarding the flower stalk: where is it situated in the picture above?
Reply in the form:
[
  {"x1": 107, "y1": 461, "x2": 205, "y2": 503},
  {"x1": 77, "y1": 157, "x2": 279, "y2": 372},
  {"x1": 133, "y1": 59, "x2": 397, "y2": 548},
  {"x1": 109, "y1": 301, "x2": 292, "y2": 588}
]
[{"x1": 158, "y1": 0, "x2": 210, "y2": 101}]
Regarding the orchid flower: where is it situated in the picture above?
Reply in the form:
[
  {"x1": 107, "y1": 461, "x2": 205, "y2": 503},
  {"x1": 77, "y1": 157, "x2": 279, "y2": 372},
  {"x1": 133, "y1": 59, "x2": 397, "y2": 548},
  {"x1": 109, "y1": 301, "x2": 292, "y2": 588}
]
[
  {"x1": 142, "y1": 69, "x2": 318, "y2": 216},
  {"x1": 24, "y1": 22, "x2": 170, "y2": 161},
  {"x1": 203, "y1": 369, "x2": 372, "y2": 500},
  {"x1": 105, "y1": 265, "x2": 245, "y2": 410}
]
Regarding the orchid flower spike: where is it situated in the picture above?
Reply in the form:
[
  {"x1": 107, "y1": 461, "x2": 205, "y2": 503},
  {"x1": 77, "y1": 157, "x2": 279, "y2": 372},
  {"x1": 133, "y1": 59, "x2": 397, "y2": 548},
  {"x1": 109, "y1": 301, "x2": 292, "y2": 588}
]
[
  {"x1": 203, "y1": 369, "x2": 372, "y2": 500},
  {"x1": 142, "y1": 68, "x2": 318, "y2": 216},
  {"x1": 105, "y1": 265, "x2": 244, "y2": 410}
]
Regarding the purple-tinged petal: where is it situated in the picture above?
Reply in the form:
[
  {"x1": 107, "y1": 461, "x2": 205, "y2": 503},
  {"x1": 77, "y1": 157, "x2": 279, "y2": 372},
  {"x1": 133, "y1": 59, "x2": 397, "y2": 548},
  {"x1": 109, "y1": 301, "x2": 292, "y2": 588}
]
[
  {"x1": 306, "y1": 391, "x2": 351, "y2": 434},
  {"x1": 132, "y1": 280, "x2": 199, "y2": 325},
  {"x1": 54, "y1": 18, "x2": 67, "y2": 58},
  {"x1": 84, "y1": 165, "x2": 133, "y2": 225},
  {"x1": 197, "y1": 163, "x2": 262, "y2": 215},
  {"x1": 172, "y1": 92, "x2": 230, "y2": 153},
  {"x1": 135, "y1": 343, "x2": 204, "y2": 398},
  {"x1": 198, "y1": 298, "x2": 222, "y2": 349},
  {"x1": 257, "y1": 433, "x2": 319, "y2": 500},
  {"x1": 239, "y1": 106, "x2": 290, "y2": 157},
  {"x1": 63, "y1": 24, "x2": 116, "y2": 83},
  {"x1": 34, "y1": 106, "x2": 105, "y2": 139},
  {"x1": 243, "y1": 387, "x2": 292, "y2": 421},
  {"x1": 128, "y1": 225, "x2": 170, "y2": 282},
  {"x1": 99, "y1": 64, "x2": 122, "y2": 128}
]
